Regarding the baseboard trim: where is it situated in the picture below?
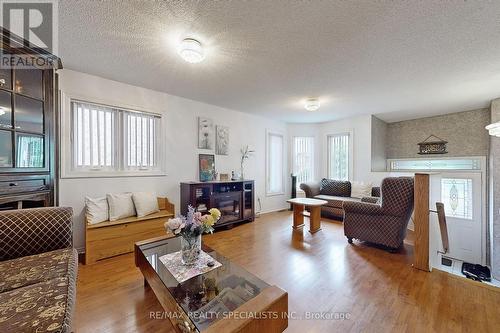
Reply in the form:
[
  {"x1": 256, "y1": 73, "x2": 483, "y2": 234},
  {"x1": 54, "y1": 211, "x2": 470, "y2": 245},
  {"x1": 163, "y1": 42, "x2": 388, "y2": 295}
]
[{"x1": 257, "y1": 207, "x2": 289, "y2": 216}]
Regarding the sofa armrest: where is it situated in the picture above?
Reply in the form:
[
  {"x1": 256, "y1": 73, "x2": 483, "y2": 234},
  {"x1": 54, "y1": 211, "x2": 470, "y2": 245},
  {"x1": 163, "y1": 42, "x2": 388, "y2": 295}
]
[
  {"x1": 300, "y1": 181, "x2": 321, "y2": 198},
  {"x1": 0, "y1": 207, "x2": 73, "y2": 261},
  {"x1": 361, "y1": 196, "x2": 379, "y2": 204},
  {"x1": 343, "y1": 201, "x2": 384, "y2": 215}
]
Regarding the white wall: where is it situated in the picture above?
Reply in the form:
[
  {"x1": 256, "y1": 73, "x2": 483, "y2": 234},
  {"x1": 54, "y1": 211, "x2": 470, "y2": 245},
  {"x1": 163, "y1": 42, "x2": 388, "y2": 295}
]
[{"x1": 58, "y1": 69, "x2": 289, "y2": 252}]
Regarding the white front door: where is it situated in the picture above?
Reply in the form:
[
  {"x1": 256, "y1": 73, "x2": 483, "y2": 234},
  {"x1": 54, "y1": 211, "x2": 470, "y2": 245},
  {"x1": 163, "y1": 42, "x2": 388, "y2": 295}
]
[{"x1": 439, "y1": 173, "x2": 482, "y2": 264}]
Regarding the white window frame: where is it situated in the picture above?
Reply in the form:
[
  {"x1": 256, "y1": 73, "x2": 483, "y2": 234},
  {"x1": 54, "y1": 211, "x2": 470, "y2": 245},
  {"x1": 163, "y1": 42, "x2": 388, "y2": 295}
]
[
  {"x1": 292, "y1": 136, "x2": 315, "y2": 189},
  {"x1": 60, "y1": 91, "x2": 166, "y2": 178},
  {"x1": 266, "y1": 130, "x2": 285, "y2": 196},
  {"x1": 326, "y1": 131, "x2": 353, "y2": 181}
]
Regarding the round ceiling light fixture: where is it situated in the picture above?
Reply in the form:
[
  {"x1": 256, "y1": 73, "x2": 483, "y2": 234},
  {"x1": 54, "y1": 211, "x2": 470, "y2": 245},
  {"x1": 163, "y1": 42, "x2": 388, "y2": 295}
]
[
  {"x1": 178, "y1": 38, "x2": 205, "y2": 63},
  {"x1": 304, "y1": 98, "x2": 320, "y2": 111}
]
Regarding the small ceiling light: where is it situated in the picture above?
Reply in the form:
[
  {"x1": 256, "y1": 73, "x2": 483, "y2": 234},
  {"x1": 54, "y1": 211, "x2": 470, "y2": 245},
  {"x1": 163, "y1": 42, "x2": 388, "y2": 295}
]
[
  {"x1": 178, "y1": 38, "x2": 205, "y2": 63},
  {"x1": 0, "y1": 107, "x2": 5, "y2": 116},
  {"x1": 486, "y1": 122, "x2": 500, "y2": 137},
  {"x1": 304, "y1": 98, "x2": 320, "y2": 111}
]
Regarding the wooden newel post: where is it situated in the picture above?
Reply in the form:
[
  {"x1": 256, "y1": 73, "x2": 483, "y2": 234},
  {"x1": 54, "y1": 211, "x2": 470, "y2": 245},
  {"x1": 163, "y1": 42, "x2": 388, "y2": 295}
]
[{"x1": 413, "y1": 173, "x2": 430, "y2": 272}]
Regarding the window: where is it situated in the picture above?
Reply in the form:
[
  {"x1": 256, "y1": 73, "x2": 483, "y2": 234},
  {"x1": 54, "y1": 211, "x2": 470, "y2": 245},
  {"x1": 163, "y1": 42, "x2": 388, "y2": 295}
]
[
  {"x1": 292, "y1": 137, "x2": 314, "y2": 188},
  {"x1": 69, "y1": 100, "x2": 161, "y2": 176},
  {"x1": 266, "y1": 131, "x2": 284, "y2": 195},
  {"x1": 124, "y1": 111, "x2": 157, "y2": 169},
  {"x1": 327, "y1": 133, "x2": 350, "y2": 180},
  {"x1": 389, "y1": 158, "x2": 481, "y2": 171},
  {"x1": 73, "y1": 101, "x2": 116, "y2": 169},
  {"x1": 441, "y1": 178, "x2": 473, "y2": 220}
]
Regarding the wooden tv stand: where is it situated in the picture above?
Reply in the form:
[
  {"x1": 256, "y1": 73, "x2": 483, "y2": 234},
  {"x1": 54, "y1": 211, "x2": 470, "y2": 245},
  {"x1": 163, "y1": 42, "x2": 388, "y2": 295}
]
[{"x1": 180, "y1": 180, "x2": 254, "y2": 228}]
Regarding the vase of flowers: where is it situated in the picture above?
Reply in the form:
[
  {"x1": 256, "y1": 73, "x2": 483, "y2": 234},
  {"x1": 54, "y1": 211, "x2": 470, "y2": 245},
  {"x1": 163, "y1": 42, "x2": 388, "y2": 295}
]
[
  {"x1": 240, "y1": 145, "x2": 255, "y2": 180},
  {"x1": 165, "y1": 206, "x2": 221, "y2": 265}
]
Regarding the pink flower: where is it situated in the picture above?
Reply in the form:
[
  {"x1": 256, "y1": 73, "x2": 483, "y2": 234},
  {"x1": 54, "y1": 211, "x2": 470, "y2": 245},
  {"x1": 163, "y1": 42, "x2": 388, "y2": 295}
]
[{"x1": 166, "y1": 218, "x2": 185, "y2": 234}]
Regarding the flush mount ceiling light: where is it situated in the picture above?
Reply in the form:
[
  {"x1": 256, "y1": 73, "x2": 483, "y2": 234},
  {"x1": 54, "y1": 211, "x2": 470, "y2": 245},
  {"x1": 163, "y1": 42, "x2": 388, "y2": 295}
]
[
  {"x1": 486, "y1": 122, "x2": 500, "y2": 137},
  {"x1": 304, "y1": 98, "x2": 320, "y2": 111},
  {"x1": 178, "y1": 38, "x2": 205, "y2": 63}
]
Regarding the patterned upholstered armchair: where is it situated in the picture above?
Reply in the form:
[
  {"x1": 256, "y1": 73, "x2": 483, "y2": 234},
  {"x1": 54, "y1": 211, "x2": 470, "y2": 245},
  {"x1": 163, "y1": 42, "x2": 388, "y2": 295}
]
[
  {"x1": 343, "y1": 177, "x2": 414, "y2": 252},
  {"x1": 1, "y1": 207, "x2": 74, "y2": 261},
  {"x1": 0, "y1": 207, "x2": 77, "y2": 333}
]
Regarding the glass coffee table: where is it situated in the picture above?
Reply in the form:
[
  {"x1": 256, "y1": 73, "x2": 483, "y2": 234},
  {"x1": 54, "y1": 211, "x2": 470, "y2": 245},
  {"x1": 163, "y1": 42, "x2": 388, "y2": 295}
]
[{"x1": 134, "y1": 235, "x2": 288, "y2": 333}]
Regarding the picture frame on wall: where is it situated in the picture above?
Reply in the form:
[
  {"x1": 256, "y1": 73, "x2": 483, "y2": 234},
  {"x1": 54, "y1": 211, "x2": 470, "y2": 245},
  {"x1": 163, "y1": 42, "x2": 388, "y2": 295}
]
[
  {"x1": 215, "y1": 125, "x2": 229, "y2": 155},
  {"x1": 199, "y1": 154, "x2": 215, "y2": 182},
  {"x1": 198, "y1": 117, "x2": 214, "y2": 149}
]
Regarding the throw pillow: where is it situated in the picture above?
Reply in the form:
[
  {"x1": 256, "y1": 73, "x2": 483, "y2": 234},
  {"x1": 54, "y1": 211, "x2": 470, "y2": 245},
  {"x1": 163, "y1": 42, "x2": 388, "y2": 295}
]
[
  {"x1": 351, "y1": 181, "x2": 373, "y2": 199},
  {"x1": 85, "y1": 197, "x2": 109, "y2": 225},
  {"x1": 132, "y1": 192, "x2": 160, "y2": 217},
  {"x1": 320, "y1": 178, "x2": 351, "y2": 197},
  {"x1": 107, "y1": 193, "x2": 136, "y2": 221}
]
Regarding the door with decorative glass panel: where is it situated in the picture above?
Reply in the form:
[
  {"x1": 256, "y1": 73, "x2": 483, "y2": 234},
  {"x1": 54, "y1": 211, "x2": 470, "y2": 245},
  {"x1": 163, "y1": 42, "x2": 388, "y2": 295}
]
[{"x1": 440, "y1": 173, "x2": 482, "y2": 264}]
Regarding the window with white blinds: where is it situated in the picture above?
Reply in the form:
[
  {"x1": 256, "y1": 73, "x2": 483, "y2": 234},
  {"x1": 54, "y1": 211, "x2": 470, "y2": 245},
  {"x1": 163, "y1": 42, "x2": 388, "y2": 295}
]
[
  {"x1": 72, "y1": 101, "x2": 116, "y2": 169},
  {"x1": 327, "y1": 133, "x2": 350, "y2": 180},
  {"x1": 266, "y1": 131, "x2": 284, "y2": 195},
  {"x1": 293, "y1": 137, "x2": 314, "y2": 188},
  {"x1": 125, "y1": 112, "x2": 158, "y2": 169},
  {"x1": 71, "y1": 100, "x2": 161, "y2": 174}
]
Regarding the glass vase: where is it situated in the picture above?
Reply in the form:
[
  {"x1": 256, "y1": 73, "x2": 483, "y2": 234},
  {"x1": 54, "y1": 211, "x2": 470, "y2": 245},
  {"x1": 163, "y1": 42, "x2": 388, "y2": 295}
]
[{"x1": 181, "y1": 234, "x2": 202, "y2": 265}]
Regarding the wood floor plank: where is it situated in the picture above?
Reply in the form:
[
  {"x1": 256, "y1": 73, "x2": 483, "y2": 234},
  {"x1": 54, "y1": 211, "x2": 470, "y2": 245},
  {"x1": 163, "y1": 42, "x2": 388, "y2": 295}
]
[{"x1": 75, "y1": 211, "x2": 500, "y2": 332}]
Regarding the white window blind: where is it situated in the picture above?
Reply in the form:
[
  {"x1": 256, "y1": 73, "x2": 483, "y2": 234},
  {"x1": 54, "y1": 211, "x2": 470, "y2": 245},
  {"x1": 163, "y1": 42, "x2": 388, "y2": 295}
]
[
  {"x1": 293, "y1": 137, "x2": 314, "y2": 188},
  {"x1": 125, "y1": 112, "x2": 158, "y2": 169},
  {"x1": 71, "y1": 100, "x2": 161, "y2": 174},
  {"x1": 72, "y1": 101, "x2": 115, "y2": 169},
  {"x1": 328, "y1": 133, "x2": 350, "y2": 180},
  {"x1": 267, "y1": 132, "x2": 284, "y2": 195}
]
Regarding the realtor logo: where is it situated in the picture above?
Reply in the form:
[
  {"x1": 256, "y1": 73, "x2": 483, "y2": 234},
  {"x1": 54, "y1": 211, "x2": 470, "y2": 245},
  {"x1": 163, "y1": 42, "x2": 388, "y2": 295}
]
[{"x1": 0, "y1": 0, "x2": 58, "y2": 68}]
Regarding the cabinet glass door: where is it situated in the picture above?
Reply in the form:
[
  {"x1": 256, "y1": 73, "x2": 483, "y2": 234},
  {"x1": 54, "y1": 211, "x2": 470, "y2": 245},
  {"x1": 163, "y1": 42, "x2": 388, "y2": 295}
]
[
  {"x1": 15, "y1": 95, "x2": 44, "y2": 133},
  {"x1": 0, "y1": 68, "x2": 12, "y2": 90},
  {"x1": 0, "y1": 130, "x2": 12, "y2": 167},
  {"x1": 0, "y1": 90, "x2": 12, "y2": 129},
  {"x1": 15, "y1": 133, "x2": 44, "y2": 168},
  {"x1": 243, "y1": 182, "x2": 253, "y2": 219},
  {"x1": 15, "y1": 68, "x2": 43, "y2": 99}
]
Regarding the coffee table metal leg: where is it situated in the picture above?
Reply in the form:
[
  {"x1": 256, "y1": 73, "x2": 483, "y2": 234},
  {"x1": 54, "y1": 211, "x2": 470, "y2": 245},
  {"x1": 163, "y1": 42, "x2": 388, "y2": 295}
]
[
  {"x1": 292, "y1": 204, "x2": 305, "y2": 229},
  {"x1": 309, "y1": 206, "x2": 322, "y2": 233}
]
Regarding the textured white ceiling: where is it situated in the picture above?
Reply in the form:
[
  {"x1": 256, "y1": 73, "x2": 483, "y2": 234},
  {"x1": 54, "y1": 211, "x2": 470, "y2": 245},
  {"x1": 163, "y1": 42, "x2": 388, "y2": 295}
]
[{"x1": 59, "y1": 1, "x2": 500, "y2": 123}]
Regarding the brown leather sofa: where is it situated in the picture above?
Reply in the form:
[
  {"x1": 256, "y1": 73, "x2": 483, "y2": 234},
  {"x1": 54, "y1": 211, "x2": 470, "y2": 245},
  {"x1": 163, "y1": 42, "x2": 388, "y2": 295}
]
[
  {"x1": 343, "y1": 177, "x2": 414, "y2": 251},
  {"x1": 300, "y1": 179, "x2": 380, "y2": 220},
  {"x1": 0, "y1": 207, "x2": 77, "y2": 333}
]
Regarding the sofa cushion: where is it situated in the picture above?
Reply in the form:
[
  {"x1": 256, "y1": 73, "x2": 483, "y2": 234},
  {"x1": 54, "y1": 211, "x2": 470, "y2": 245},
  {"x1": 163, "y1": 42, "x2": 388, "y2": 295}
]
[
  {"x1": 319, "y1": 179, "x2": 351, "y2": 197},
  {"x1": 0, "y1": 276, "x2": 76, "y2": 333},
  {"x1": 351, "y1": 181, "x2": 373, "y2": 199},
  {"x1": 314, "y1": 195, "x2": 360, "y2": 208},
  {"x1": 0, "y1": 248, "x2": 77, "y2": 293}
]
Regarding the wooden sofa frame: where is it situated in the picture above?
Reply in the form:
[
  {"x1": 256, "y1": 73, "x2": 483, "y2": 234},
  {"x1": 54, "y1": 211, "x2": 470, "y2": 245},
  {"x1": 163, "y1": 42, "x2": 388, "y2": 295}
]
[{"x1": 85, "y1": 197, "x2": 174, "y2": 264}]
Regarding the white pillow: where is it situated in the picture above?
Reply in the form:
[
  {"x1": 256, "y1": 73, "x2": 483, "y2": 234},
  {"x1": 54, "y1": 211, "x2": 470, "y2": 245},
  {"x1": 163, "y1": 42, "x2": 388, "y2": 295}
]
[
  {"x1": 132, "y1": 192, "x2": 159, "y2": 217},
  {"x1": 85, "y1": 197, "x2": 109, "y2": 225},
  {"x1": 351, "y1": 181, "x2": 373, "y2": 199},
  {"x1": 107, "y1": 193, "x2": 136, "y2": 221}
]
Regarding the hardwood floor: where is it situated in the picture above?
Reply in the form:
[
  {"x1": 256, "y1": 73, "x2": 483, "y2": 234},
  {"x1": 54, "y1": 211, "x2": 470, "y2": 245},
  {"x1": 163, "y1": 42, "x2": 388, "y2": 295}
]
[{"x1": 75, "y1": 211, "x2": 500, "y2": 332}]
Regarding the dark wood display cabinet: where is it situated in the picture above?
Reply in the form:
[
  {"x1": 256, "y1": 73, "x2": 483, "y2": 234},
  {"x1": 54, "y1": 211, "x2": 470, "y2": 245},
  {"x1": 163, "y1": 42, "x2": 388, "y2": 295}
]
[
  {"x1": 180, "y1": 180, "x2": 255, "y2": 228},
  {"x1": 0, "y1": 29, "x2": 62, "y2": 210}
]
